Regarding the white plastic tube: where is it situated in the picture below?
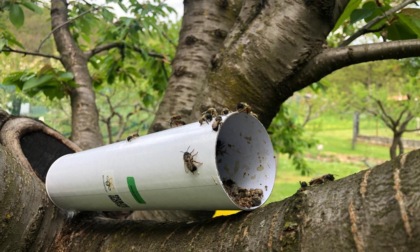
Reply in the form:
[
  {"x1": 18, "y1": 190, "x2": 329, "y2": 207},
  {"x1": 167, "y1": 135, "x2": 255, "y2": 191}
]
[{"x1": 46, "y1": 112, "x2": 277, "y2": 211}]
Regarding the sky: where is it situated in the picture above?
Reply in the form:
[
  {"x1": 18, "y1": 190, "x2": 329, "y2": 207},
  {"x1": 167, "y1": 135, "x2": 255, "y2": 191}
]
[{"x1": 167, "y1": 0, "x2": 184, "y2": 20}]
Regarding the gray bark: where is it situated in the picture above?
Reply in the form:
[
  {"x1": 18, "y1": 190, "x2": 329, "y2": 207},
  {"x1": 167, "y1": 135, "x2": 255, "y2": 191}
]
[
  {"x1": 150, "y1": 0, "x2": 241, "y2": 132},
  {"x1": 1, "y1": 111, "x2": 420, "y2": 251},
  {"x1": 51, "y1": 0, "x2": 103, "y2": 150}
]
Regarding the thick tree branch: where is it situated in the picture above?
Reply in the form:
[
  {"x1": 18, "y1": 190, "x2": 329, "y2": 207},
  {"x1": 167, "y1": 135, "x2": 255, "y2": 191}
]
[
  {"x1": 49, "y1": 149, "x2": 420, "y2": 251},
  {"x1": 340, "y1": 0, "x2": 417, "y2": 47},
  {"x1": 287, "y1": 39, "x2": 420, "y2": 95},
  {"x1": 1, "y1": 46, "x2": 61, "y2": 60},
  {"x1": 51, "y1": 0, "x2": 103, "y2": 149},
  {"x1": 190, "y1": 0, "x2": 351, "y2": 127},
  {"x1": 150, "y1": 0, "x2": 240, "y2": 132}
]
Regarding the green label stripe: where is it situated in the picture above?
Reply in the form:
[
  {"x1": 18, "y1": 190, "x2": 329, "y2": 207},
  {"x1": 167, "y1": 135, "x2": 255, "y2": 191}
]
[{"x1": 127, "y1": 177, "x2": 146, "y2": 204}]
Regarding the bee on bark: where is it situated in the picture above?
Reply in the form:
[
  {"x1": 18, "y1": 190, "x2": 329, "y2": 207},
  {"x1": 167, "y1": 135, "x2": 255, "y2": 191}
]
[
  {"x1": 212, "y1": 115, "x2": 223, "y2": 132},
  {"x1": 297, "y1": 181, "x2": 308, "y2": 192},
  {"x1": 181, "y1": 147, "x2": 202, "y2": 174},
  {"x1": 202, "y1": 107, "x2": 218, "y2": 117},
  {"x1": 170, "y1": 115, "x2": 186, "y2": 128},
  {"x1": 199, "y1": 113, "x2": 213, "y2": 125},
  {"x1": 126, "y1": 133, "x2": 139, "y2": 142},
  {"x1": 309, "y1": 174, "x2": 335, "y2": 186}
]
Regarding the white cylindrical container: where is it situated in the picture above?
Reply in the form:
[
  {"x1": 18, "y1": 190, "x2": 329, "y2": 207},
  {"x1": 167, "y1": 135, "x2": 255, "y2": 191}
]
[{"x1": 46, "y1": 112, "x2": 277, "y2": 211}]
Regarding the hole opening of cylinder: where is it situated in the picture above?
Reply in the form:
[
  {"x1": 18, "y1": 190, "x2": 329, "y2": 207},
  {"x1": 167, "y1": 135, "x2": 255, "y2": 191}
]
[{"x1": 215, "y1": 113, "x2": 276, "y2": 210}]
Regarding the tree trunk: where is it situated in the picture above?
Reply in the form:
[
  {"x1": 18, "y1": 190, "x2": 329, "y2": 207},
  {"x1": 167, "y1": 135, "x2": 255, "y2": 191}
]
[
  {"x1": 51, "y1": 0, "x2": 103, "y2": 150},
  {"x1": 1, "y1": 111, "x2": 420, "y2": 251},
  {"x1": 390, "y1": 132, "x2": 403, "y2": 159},
  {"x1": 0, "y1": 110, "x2": 80, "y2": 251},
  {"x1": 352, "y1": 111, "x2": 360, "y2": 150},
  {"x1": 189, "y1": 0, "x2": 350, "y2": 127},
  {"x1": 150, "y1": 0, "x2": 240, "y2": 132}
]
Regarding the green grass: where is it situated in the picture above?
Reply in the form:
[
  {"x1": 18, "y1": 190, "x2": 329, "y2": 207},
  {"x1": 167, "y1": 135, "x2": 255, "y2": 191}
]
[
  {"x1": 218, "y1": 112, "x2": 418, "y2": 216},
  {"x1": 265, "y1": 155, "x2": 366, "y2": 204},
  {"x1": 312, "y1": 130, "x2": 390, "y2": 160}
]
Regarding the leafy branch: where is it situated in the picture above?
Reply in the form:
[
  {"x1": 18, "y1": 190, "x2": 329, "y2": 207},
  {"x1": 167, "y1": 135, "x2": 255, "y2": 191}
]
[
  {"x1": 339, "y1": 0, "x2": 417, "y2": 47},
  {"x1": 36, "y1": 6, "x2": 98, "y2": 52},
  {"x1": 1, "y1": 46, "x2": 61, "y2": 60},
  {"x1": 84, "y1": 41, "x2": 170, "y2": 63}
]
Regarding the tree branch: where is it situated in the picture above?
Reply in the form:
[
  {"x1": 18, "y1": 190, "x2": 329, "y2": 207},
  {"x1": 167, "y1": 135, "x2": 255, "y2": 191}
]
[
  {"x1": 372, "y1": 96, "x2": 396, "y2": 127},
  {"x1": 287, "y1": 39, "x2": 420, "y2": 94},
  {"x1": 399, "y1": 110, "x2": 414, "y2": 133},
  {"x1": 1, "y1": 46, "x2": 61, "y2": 60},
  {"x1": 405, "y1": 128, "x2": 420, "y2": 133},
  {"x1": 339, "y1": 0, "x2": 417, "y2": 47},
  {"x1": 84, "y1": 41, "x2": 170, "y2": 63},
  {"x1": 37, "y1": 7, "x2": 96, "y2": 53}
]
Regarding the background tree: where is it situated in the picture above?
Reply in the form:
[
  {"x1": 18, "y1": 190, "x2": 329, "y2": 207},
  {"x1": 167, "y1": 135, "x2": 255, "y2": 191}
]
[
  {"x1": 326, "y1": 59, "x2": 420, "y2": 159},
  {"x1": 1, "y1": 0, "x2": 176, "y2": 149}
]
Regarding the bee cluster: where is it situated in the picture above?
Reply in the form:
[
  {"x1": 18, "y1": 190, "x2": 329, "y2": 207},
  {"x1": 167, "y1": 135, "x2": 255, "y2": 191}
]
[
  {"x1": 200, "y1": 102, "x2": 257, "y2": 132},
  {"x1": 169, "y1": 102, "x2": 257, "y2": 132},
  {"x1": 297, "y1": 174, "x2": 335, "y2": 193},
  {"x1": 222, "y1": 179, "x2": 264, "y2": 208}
]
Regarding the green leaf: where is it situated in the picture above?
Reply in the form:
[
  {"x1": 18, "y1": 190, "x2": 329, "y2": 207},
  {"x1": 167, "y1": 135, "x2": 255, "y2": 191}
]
[
  {"x1": 387, "y1": 21, "x2": 418, "y2": 40},
  {"x1": 101, "y1": 8, "x2": 115, "y2": 22},
  {"x1": 22, "y1": 75, "x2": 54, "y2": 91},
  {"x1": 21, "y1": 1, "x2": 43, "y2": 14},
  {"x1": 396, "y1": 13, "x2": 420, "y2": 38},
  {"x1": 0, "y1": 39, "x2": 6, "y2": 51},
  {"x1": 350, "y1": 8, "x2": 373, "y2": 24},
  {"x1": 9, "y1": 4, "x2": 25, "y2": 28},
  {"x1": 3, "y1": 31, "x2": 25, "y2": 49},
  {"x1": 58, "y1": 72, "x2": 74, "y2": 81},
  {"x1": 332, "y1": 0, "x2": 362, "y2": 32}
]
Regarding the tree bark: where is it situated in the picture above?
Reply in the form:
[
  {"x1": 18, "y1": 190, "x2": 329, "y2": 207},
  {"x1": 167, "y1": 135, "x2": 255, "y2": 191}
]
[
  {"x1": 189, "y1": 0, "x2": 351, "y2": 127},
  {"x1": 0, "y1": 110, "x2": 80, "y2": 251},
  {"x1": 51, "y1": 0, "x2": 103, "y2": 150},
  {"x1": 1, "y1": 112, "x2": 420, "y2": 251},
  {"x1": 150, "y1": 0, "x2": 241, "y2": 132}
]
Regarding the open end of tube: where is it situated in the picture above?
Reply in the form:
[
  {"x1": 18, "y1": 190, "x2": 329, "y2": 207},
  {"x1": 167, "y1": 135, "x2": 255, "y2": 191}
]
[{"x1": 216, "y1": 112, "x2": 276, "y2": 210}]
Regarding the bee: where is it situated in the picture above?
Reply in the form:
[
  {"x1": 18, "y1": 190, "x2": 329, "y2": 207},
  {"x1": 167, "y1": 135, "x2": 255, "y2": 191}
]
[
  {"x1": 181, "y1": 147, "x2": 202, "y2": 174},
  {"x1": 309, "y1": 174, "x2": 335, "y2": 186},
  {"x1": 236, "y1": 102, "x2": 252, "y2": 113},
  {"x1": 297, "y1": 181, "x2": 308, "y2": 192},
  {"x1": 170, "y1": 115, "x2": 186, "y2": 128},
  {"x1": 199, "y1": 113, "x2": 213, "y2": 125},
  {"x1": 212, "y1": 115, "x2": 223, "y2": 131},
  {"x1": 202, "y1": 107, "x2": 218, "y2": 117},
  {"x1": 221, "y1": 107, "x2": 231, "y2": 115},
  {"x1": 237, "y1": 102, "x2": 258, "y2": 118},
  {"x1": 126, "y1": 133, "x2": 139, "y2": 142}
]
